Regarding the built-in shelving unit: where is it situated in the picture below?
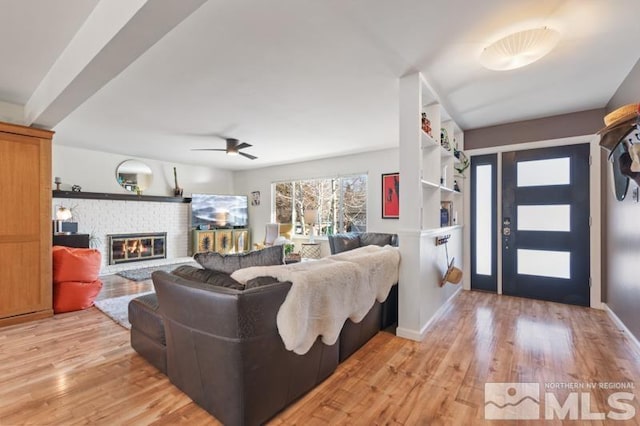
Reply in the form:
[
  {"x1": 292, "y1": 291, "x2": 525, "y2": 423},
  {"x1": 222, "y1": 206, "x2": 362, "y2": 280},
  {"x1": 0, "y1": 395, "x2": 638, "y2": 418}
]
[
  {"x1": 399, "y1": 73, "x2": 465, "y2": 230},
  {"x1": 396, "y1": 72, "x2": 466, "y2": 342}
]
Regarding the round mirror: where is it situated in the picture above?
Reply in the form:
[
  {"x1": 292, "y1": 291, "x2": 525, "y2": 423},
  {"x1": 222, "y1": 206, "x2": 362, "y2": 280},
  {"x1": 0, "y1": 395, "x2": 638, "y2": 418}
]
[{"x1": 116, "y1": 160, "x2": 153, "y2": 193}]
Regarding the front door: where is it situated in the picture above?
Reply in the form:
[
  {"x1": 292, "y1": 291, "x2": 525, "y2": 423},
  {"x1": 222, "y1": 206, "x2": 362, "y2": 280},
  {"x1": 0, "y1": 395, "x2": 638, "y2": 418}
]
[{"x1": 502, "y1": 144, "x2": 590, "y2": 306}]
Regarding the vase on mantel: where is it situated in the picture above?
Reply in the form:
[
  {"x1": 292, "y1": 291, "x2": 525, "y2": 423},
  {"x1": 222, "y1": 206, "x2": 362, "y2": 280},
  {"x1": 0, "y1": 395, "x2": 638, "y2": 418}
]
[{"x1": 173, "y1": 167, "x2": 183, "y2": 197}]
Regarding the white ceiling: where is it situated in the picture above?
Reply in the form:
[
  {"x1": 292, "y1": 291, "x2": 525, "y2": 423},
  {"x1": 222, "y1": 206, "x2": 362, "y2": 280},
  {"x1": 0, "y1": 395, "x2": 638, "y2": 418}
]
[
  {"x1": 0, "y1": 0, "x2": 99, "y2": 104},
  {"x1": 1, "y1": 0, "x2": 639, "y2": 171}
]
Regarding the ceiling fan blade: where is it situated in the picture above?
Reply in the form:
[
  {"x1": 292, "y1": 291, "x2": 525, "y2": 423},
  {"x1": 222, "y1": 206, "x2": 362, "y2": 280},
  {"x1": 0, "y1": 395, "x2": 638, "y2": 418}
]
[
  {"x1": 239, "y1": 151, "x2": 258, "y2": 160},
  {"x1": 236, "y1": 142, "x2": 252, "y2": 150},
  {"x1": 190, "y1": 148, "x2": 226, "y2": 152}
]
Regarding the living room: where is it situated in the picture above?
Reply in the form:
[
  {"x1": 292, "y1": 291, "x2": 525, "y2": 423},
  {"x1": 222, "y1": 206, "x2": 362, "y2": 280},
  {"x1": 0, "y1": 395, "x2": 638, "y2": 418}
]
[{"x1": 2, "y1": 0, "x2": 640, "y2": 424}]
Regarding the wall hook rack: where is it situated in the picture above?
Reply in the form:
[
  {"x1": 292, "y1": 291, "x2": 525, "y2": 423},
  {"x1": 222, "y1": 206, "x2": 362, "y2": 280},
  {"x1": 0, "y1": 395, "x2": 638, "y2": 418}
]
[{"x1": 435, "y1": 234, "x2": 450, "y2": 246}]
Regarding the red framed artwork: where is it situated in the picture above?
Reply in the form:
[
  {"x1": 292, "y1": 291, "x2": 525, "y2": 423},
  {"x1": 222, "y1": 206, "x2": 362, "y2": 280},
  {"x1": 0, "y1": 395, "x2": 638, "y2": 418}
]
[{"x1": 382, "y1": 172, "x2": 399, "y2": 219}]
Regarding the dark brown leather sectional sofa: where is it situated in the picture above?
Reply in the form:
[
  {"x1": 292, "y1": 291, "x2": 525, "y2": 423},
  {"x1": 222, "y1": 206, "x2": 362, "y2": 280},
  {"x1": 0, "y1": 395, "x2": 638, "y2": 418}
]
[{"x1": 128, "y1": 232, "x2": 398, "y2": 426}]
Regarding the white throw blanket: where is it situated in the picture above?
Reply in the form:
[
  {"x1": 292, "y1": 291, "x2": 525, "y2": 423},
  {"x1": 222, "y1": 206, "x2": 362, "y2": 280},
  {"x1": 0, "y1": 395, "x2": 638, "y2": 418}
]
[{"x1": 231, "y1": 245, "x2": 400, "y2": 354}]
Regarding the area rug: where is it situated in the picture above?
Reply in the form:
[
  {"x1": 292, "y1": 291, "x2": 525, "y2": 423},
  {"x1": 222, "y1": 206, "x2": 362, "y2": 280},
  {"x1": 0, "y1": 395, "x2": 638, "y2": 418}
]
[
  {"x1": 115, "y1": 262, "x2": 197, "y2": 281},
  {"x1": 94, "y1": 292, "x2": 153, "y2": 329}
]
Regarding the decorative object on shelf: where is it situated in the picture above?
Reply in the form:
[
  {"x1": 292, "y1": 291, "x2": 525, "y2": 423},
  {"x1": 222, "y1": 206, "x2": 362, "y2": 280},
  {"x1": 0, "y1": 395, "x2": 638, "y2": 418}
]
[
  {"x1": 440, "y1": 207, "x2": 449, "y2": 227},
  {"x1": 441, "y1": 165, "x2": 448, "y2": 188},
  {"x1": 440, "y1": 201, "x2": 452, "y2": 227},
  {"x1": 381, "y1": 172, "x2": 399, "y2": 219},
  {"x1": 71, "y1": 184, "x2": 82, "y2": 192},
  {"x1": 54, "y1": 176, "x2": 62, "y2": 191},
  {"x1": 173, "y1": 167, "x2": 183, "y2": 197},
  {"x1": 479, "y1": 27, "x2": 560, "y2": 71},
  {"x1": 453, "y1": 180, "x2": 461, "y2": 192},
  {"x1": 454, "y1": 150, "x2": 470, "y2": 176},
  {"x1": 303, "y1": 208, "x2": 318, "y2": 243},
  {"x1": 440, "y1": 128, "x2": 450, "y2": 151},
  {"x1": 251, "y1": 190, "x2": 260, "y2": 206},
  {"x1": 421, "y1": 112, "x2": 432, "y2": 136}
]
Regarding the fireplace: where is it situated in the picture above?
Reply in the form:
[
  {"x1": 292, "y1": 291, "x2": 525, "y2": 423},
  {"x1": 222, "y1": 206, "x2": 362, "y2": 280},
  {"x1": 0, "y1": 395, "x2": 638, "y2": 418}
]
[{"x1": 108, "y1": 232, "x2": 167, "y2": 265}]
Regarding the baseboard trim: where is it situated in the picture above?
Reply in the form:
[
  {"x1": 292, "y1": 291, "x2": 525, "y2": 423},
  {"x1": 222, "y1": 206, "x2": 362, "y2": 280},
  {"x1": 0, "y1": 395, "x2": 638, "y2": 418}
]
[
  {"x1": 396, "y1": 287, "x2": 462, "y2": 342},
  {"x1": 602, "y1": 303, "x2": 640, "y2": 355}
]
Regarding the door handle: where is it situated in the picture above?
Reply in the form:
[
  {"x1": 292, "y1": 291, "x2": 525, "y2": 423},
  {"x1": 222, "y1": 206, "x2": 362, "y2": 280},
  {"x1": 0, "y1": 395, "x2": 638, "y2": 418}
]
[{"x1": 503, "y1": 217, "x2": 511, "y2": 249}]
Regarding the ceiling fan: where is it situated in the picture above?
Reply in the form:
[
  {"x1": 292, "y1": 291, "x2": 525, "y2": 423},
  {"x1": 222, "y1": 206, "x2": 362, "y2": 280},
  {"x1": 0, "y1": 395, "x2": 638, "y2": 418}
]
[{"x1": 191, "y1": 138, "x2": 257, "y2": 160}]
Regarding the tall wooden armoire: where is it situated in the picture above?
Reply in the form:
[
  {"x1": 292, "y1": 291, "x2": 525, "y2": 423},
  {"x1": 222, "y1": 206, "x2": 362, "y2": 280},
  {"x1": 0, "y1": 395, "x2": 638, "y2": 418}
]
[{"x1": 0, "y1": 121, "x2": 53, "y2": 326}]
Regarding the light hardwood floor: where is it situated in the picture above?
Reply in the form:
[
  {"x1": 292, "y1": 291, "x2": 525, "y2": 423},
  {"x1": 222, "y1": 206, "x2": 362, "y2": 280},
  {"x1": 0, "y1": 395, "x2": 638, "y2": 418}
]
[{"x1": 2, "y1": 278, "x2": 640, "y2": 425}]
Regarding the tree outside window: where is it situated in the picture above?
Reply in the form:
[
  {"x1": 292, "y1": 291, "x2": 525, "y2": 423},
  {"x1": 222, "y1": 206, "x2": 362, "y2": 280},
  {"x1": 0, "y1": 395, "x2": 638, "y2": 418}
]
[{"x1": 274, "y1": 174, "x2": 367, "y2": 237}]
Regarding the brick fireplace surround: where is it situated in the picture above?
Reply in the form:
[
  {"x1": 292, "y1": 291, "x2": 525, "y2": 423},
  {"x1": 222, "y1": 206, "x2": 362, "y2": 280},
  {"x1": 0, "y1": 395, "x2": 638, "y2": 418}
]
[{"x1": 52, "y1": 196, "x2": 191, "y2": 275}]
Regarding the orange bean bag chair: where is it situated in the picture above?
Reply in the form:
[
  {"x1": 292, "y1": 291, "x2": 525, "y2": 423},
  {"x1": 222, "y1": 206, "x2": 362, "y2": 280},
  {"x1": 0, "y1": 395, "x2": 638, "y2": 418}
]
[
  {"x1": 52, "y1": 245, "x2": 101, "y2": 284},
  {"x1": 52, "y1": 246, "x2": 103, "y2": 313},
  {"x1": 53, "y1": 280, "x2": 103, "y2": 313}
]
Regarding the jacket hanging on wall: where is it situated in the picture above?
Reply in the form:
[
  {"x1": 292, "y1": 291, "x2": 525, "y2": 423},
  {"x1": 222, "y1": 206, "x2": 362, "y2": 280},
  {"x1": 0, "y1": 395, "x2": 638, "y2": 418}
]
[{"x1": 597, "y1": 103, "x2": 640, "y2": 199}]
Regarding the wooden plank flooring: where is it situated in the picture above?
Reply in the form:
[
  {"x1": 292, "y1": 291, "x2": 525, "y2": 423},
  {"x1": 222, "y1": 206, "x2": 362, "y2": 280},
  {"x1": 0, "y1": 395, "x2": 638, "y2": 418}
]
[{"x1": 1, "y1": 276, "x2": 640, "y2": 425}]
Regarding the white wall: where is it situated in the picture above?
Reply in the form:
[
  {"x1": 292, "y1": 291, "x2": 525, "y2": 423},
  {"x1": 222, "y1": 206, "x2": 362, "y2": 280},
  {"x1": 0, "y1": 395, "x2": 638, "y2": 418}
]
[
  {"x1": 52, "y1": 144, "x2": 235, "y2": 274},
  {"x1": 232, "y1": 148, "x2": 400, "y2": 254},
  {"x1": 0, "y1": 101, "x2": 24, "y2": 124},
  {"x1": 397, "y1": 226, "x2": 462, "y2": 340},
  {"x1": 53, "y1": 144, "x2": 234, "y2": 196}
]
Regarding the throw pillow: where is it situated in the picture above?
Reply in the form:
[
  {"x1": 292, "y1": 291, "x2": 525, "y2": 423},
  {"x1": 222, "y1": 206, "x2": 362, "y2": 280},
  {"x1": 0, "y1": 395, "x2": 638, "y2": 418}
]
[
  {"x1": 171, "y1": 265, "x2": 245, "y2": 290},
  {"x1": 360, "y1": 233, "x2": 395, "y2": 247},
  {"x1": 245, "y1": 276, "x2": 282, "y2": 290},
  {"x1": 332, "y1": 233, "x2": 361, "y2": 253},
  {"x1": 194, "y1": 245, "x2": 284, "y2": 275}
]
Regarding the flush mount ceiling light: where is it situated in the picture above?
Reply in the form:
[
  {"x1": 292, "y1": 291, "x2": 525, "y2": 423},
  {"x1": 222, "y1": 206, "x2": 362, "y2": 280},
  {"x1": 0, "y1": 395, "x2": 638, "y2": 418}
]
[{"x1": 479, "y1": 27, "x2": 560, "y2": 71}]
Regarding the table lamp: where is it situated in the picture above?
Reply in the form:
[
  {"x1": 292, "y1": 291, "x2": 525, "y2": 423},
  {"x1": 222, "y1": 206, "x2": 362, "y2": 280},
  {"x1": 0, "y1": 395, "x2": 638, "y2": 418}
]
[
  {"x1": 303, "y1": 209, "x2": 317, "y2": 243},
  {"x1": 54, "y1": 207, "x2": 73, "y2": 233}
]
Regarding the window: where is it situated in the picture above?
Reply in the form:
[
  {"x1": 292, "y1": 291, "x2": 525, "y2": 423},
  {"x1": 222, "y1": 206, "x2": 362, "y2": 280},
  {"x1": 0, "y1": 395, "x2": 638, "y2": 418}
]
[
  {"x1": 475, "y1": 164, "x2": 492, "y2": 275},
  {"x1": 274, "y1": 174, "x2": 367, "y2": 237}
]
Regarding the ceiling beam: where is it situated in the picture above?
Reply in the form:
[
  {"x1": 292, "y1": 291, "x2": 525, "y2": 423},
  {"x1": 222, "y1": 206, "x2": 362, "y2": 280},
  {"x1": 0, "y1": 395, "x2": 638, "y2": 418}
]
[
  {"x1": 0, "y1": 101, "x2": 24, "y2": 125},
  {"x1": 24, "y1": 0, "x2": 206, "y2": 129}
]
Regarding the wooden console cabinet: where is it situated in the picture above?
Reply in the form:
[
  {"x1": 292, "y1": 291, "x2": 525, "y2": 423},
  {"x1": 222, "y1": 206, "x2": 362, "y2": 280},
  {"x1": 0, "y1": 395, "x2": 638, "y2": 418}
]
[
  {"x1": 193, "y1": 229, "x2": 250, "y2": 255},
  {"x1": 0, "y1": 121, "x2": 53, "y2": 326}
]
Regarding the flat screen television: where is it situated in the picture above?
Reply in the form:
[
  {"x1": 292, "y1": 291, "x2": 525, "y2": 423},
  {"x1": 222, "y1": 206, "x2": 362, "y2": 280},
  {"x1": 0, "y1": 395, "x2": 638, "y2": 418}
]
[{"x1": 191, "y1": 194, "x2": 248, "y2": 229}]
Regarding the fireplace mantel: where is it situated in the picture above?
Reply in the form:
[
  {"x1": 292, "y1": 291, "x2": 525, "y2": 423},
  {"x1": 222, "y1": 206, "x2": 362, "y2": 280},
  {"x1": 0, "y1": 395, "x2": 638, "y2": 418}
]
[{"x1": 53, "y1": 190, "x2": 191, "y2": 203}]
